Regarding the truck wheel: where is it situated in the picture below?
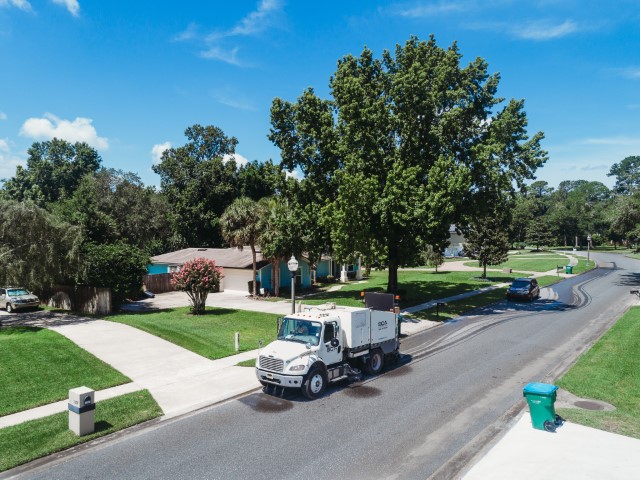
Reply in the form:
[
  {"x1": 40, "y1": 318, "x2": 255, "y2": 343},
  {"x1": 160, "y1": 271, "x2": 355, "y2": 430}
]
[
  {"x1": 302, "y1": 368, "x2": 326, "y2": 400},
  {"x1": 366, "y1": 349, "x2": 384, "y2": 375},
  {"x1": 6, "y1": 303, "x2": 13, "y2": 313}
]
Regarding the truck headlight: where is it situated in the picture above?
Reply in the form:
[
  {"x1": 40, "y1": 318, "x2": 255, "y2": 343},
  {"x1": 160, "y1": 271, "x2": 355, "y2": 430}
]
[{"x1": 289, "y1": 364, "x2": 306, "y2": 371}]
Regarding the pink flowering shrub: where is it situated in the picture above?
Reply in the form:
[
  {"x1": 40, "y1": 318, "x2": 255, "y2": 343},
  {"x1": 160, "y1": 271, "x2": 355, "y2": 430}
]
[{"x1": 171, "y1": 258, "x2": 223, "y2": 315}]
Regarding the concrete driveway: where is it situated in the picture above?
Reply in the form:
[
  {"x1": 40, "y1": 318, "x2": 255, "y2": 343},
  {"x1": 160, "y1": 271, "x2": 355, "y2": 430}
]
[{"x1": 121, "y1": 290, "x2": 293, "y2": 315}]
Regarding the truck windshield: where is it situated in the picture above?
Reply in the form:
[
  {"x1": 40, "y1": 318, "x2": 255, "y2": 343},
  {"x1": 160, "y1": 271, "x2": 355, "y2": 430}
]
[{"x1": 278, "y1": 318, "x2": 321, "y2": 346}]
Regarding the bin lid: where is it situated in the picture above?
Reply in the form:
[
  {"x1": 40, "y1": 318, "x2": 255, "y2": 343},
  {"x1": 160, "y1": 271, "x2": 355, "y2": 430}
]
[{"x1": 523, "y1": 382, "x2": 558, "y2": 395}]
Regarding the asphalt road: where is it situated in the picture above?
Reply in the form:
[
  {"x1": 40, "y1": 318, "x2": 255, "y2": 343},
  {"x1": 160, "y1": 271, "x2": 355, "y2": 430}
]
[{"x1": 14, "y1": 252, "x2": 640, "y2": 480}]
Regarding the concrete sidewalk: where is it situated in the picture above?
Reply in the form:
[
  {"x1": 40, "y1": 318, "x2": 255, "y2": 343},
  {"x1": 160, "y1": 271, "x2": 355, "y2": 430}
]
[
  {"x1": 463, "y1": 412, "x2": 640, "y2": 479},
  {"x1": 0, "y1": 315, "x2": 436, "y2": 429}
]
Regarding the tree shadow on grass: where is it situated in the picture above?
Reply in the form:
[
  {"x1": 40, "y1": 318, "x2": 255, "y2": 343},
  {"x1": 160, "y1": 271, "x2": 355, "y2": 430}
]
[
  {"x1": 115, "y1": 306, "x2": 240, "y2": 317},
  {"x1": 301, "y1": 286, "x2": 386, "y2": 304},
  {"x1": 94, "y1": 420, "x2": 114, "y2": 433},
  {"x1": 399, "y1": 275, "x2": 513, "y2": 308},
  {"x1": 0, "y1": 325, "x2": 43, "y2": 334}
]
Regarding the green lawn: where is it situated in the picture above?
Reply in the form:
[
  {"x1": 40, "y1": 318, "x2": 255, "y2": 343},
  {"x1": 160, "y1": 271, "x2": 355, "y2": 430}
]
[
  {"x1": 0, "y1": 390, "x2": 162, "y2": 472},
  {"x1": 410, "y1": 274, "x2": 562, "y2": 322},
  {"x1": 299, "y1": 269, "x2": 521, "y2": 308},
  {"x1": 411, "y1": 287, "x2": 508, "y2": 321},
  {"x1": 556, "y1": 306, "x2": 640, "y2": 439},
  {"x1": 0, "y1": 327, "x2": 130, "y2": 417},
  {"x1": 464, "y1": 254, "x2": 570, "y2": 273},
  {"x1": 109, "y1": 307, "x2": 280, "y2": 359},
  {"x1": 571, "y1": 257, "x2": 596, "y2": 274}
]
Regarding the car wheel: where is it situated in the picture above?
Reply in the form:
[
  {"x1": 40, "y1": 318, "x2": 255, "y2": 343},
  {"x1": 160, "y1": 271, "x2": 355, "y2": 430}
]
[
  {"x1": 366, "y1": 349, "x2": 384, "y2": 375},
  {"x1": 302, "y1": 368, "x2": 327, "y2": 400},
  {"x1": 6, "y1": 303, "x2": 13, "y2": 313}
]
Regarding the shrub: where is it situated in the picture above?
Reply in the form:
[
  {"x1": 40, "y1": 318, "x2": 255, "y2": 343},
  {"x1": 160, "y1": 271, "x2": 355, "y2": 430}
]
[
  {"x1": 326, "y1": 275, "x2": 335, "y2": 283},
  {"x1": 171, "y1": 258, "x2": 223, "y2": 315},
  {"x1": 81, "y1": 242, "x2": 149, "y2": 307}
]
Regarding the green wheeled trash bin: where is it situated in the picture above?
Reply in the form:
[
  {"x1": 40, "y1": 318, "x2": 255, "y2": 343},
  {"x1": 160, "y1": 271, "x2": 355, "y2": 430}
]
[
  {"x1": 523, "y1": 382, "x2": 563, "y2": 432},
  {"x1": 565, "y1": 265, "x2": 573, "y2": 274}
]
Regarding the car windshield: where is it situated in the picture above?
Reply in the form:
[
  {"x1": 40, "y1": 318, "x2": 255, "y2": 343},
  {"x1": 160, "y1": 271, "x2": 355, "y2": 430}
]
[
  {"x1": 510, "y1": 281, "x2": 530, "y2": 289},
  {"x1": 277, "y1": 318, "x2": 321, "y2": 346},
  {"x1": 7, "y1": 289, "x2": 29, "y2": 296}
]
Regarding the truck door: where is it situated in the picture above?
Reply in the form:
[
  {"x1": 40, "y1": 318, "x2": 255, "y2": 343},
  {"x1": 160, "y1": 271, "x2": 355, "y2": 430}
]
[{"x1": 321, "y1": 321, "x2": 342, "y2": 366}]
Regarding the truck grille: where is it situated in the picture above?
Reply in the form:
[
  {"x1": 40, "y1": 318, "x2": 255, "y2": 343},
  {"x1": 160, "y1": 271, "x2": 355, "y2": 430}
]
[{"x1": 259, "y1": 356, "x2": 284, "y2": 372}]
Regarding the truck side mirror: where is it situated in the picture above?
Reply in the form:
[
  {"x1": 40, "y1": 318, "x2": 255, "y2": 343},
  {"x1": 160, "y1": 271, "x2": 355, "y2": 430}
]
[{"x1": 330, "y1": 338, "x2": 339, "y2": 347}]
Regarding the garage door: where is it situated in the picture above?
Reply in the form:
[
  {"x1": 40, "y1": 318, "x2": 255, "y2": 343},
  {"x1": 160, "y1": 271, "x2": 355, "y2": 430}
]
[{"x1": 221, "y1": 269, "x2": 252, "y2": 293}]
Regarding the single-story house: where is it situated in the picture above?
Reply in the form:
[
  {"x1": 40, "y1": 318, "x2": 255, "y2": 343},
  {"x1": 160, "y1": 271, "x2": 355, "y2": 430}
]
[
  {"x1": 445, "y1": 225, "x2": 465, "y2": 257},
  {"x1": 148, "y1": 247, "x2": 312, "y2": 294},
  {"x1": 316, "y1": 256, "x2": 362, "y2": 282}
]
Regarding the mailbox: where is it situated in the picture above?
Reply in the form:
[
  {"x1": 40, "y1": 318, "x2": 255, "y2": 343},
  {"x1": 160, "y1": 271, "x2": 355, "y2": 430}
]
[{"x1": 68, "y1": 386, "x2": 95, "y2": 436}]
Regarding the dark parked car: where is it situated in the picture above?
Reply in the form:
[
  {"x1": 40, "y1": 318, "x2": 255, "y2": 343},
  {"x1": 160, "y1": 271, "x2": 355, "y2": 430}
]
[{"x1": 506, "y1": 278, "x2": 540, "y2": 302}]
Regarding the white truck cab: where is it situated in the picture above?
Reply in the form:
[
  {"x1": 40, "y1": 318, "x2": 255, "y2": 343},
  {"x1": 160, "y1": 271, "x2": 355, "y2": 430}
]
[{"x1": 256, "y1": 295, "x2": 400, "y2": 399}]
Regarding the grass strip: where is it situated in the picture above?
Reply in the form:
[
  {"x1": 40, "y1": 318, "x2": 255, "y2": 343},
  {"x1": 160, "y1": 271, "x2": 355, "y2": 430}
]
[
  {"x1": 300, "y1": 270, "x2": 521, "y2": 308},
  {"x1": 0, "y1": 390, "x2": 162, "y2": 472},
  {"x1": 0, "y1": 327, "x2": 130, "y2": 417},
  {"x1": 410, "y1": 287, "x2": 508, "y2": 321},
  {"x1": 109, "y1": 307, "x2": 279, "y2": 359},
  {"x1": 464, "y1": 257, "x2": 567, "y2": 272},
  {"x1": 236, "y1": 359, "x2": 257, "y2": 367},
  {"x1": 408, "y1": 275, "x2": 563, "y2": 321},
  {"x1": 556, "y1": 307, "x2": 640, "y2": 439}
]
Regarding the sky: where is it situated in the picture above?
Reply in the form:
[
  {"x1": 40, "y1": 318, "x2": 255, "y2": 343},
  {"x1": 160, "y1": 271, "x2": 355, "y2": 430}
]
[{"x1": 1, "y1": 0, "x2": 639, "y2": 190}]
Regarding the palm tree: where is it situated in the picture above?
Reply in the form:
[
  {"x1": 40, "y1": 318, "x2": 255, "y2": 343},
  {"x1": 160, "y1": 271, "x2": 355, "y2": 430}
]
[
  {"x1": 258, "y1": 196, "x2": 301, "y2": 297},
  {"x1": 220, "y1": 197, "x2": 264, "y2": 296},
  {"x1": 257, "y1": 197, "x2": 286, "y2": 296}
]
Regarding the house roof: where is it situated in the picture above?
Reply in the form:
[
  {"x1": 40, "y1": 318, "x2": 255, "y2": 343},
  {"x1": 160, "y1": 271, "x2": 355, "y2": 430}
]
[{"x1": 151, "y1": 247, "x2": 268, "y2": 269}]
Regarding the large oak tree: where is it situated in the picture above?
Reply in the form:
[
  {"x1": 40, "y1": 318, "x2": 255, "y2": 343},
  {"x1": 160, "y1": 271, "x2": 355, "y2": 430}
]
[
  {"x1": 270, "y1": 36, "x2": 546, "y2": 292},
  {"x1": 152, "y1": 125, "x2": 239, "y2": 248}
]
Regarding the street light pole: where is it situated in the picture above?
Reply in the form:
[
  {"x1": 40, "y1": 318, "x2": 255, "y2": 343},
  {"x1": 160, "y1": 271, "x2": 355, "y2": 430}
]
[
  {"x1": 287, "y1": 255, "x2": 299, "y2": 314},
  {"x1": 587, "y1": 234, "x2": 591, "y2": 263}
]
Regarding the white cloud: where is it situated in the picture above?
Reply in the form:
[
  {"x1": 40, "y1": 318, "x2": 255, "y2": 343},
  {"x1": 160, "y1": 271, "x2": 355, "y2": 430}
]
[
  {"x1": 151, "y1": 141, "x2": 172, "y2": 164},
  {"x1": 285, "y1": 169, "x2": 301, "y2": 180},
  {"x1": 211, "y1": 89, "x2": 255, "y2": 110},
  {"x1": 580, "y1": 136, "x2": 640, "y2": 147},
  {"x1": 200, "y1": 46, "x2": 242, "y2": 66},
  {"x1": 0, "y1": 0, "x2": 32, "y2": 12},
  {"x1": 177, "y1": 0, "x2": 284, "y2": 66},
  {"x1": 0, "y1": 138, "x2": 24, "y2": 181},
  {"x1": 467, "y1": 18, "x2": 580, "y2": 41},
  {"x1": 223, "y1": 153, "x2": 249, "y2": 166},
  {"x1": 613, "y1": 67, "x2": 640, "y2": 80},
  {"x1": 52, "y1": 0, "x2": 79, "y2": 17},
  {"x1": 513, "y1": 19, "x2": 578, "y2": 40},
  {"x1": 0, "y1": 112, "x2": 7, "y2": 120},
  {"x1": 20, "y1": 113, "x2": 109, "y2": 150},
  {"x1": 228, "y1": 0, "x2": 282, "y2": 37},
  {"x1": 386, "y1": 1, "x2": 468, "y2": 18},
  {"x1": 173, "y1": 22, "x2": 199, "y2": 42}
]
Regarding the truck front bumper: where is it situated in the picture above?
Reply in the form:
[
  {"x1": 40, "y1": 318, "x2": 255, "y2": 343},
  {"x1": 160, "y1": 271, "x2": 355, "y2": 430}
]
[{"x1": 256, "y1": 369, "x2": 304, "y2": 388}]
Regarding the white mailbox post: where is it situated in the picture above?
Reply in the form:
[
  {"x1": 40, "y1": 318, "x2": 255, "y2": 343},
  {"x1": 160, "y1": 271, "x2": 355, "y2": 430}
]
[{"x1": 68, "y1": 386, "x2": 95, "y2": 436}]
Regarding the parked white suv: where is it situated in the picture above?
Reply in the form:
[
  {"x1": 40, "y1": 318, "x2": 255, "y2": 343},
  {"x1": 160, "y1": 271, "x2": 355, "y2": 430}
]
[{"x1": 0, "y1": 287, "x2": 40, "y2": 313}]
